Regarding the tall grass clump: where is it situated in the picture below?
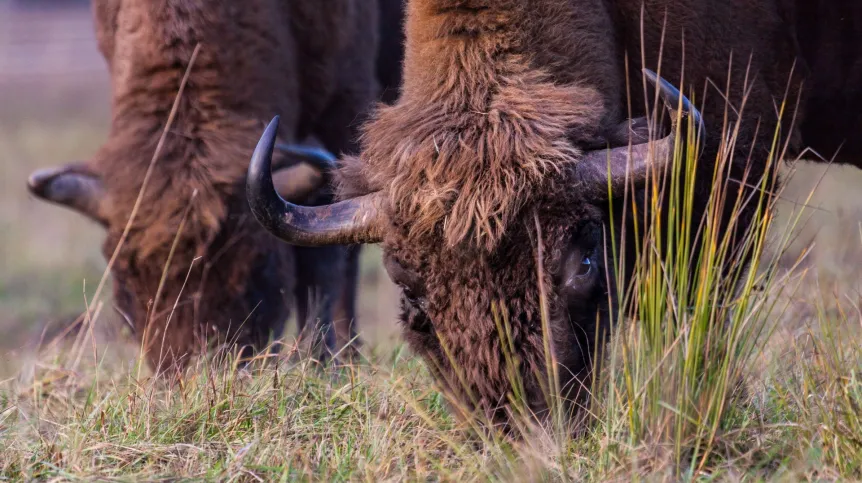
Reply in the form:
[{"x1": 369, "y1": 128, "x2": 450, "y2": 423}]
[{"x1": 577, "y1": 72, "x2": 829, "y2": 478}]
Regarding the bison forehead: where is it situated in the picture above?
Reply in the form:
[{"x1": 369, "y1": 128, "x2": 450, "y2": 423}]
[{"x1": 353, "y1": 64, "x2": 605, "y2": 254}]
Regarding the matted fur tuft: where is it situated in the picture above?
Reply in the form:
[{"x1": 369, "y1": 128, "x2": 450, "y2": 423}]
[
  {"x1": 342, "y1": 0, "x2": 608, "y2": 251},
  {"x1": 364, "y1": 73, "x2": 603, "y2": 251}
]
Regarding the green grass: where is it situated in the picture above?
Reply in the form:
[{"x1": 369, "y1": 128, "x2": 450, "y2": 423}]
[{"x1": 2, "y1": 76, "x2": 862, "y2": 481}]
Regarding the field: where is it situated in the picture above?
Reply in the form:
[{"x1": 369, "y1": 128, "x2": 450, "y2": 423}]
[{"x1": 3, "y1": 8, "x2": 862, "y2": 482}]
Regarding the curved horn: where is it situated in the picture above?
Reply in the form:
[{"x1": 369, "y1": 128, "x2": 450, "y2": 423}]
[
  {"x1": 247, "y1": 116, "x2": 386, "y2": 246},
  {"x1": 27, "y1": 164, "x2": 108, "y2": 225},
  {"x1": 576, "y1": 69, "x2": 703, "y2": 197}
]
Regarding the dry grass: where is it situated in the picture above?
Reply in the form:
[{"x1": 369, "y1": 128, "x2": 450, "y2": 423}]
[{"x1": 0, "y1": 296, "x2": 859, "y2": 480}]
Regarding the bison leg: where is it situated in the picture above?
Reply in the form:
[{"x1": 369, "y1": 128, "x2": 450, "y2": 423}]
[
  {"x1": 332, "y1": 244, "x2": 362, "y2": 360},
  {"x1": 293, "y1": 244, "x2": 347, "y2": 363}
]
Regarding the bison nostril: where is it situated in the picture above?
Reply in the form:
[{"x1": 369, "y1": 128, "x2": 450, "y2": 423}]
[
  {"x1": 383, "y1": 255, "x2": 425, "y2": 298},
  {"x1": 113, "y1": 304, "x2": 135, "y2": 333}
]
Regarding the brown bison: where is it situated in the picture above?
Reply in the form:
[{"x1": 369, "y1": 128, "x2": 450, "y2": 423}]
[
  {"x1": 26, "y1": 0, "x2": 401, "y2": 373},
  {"x1": 248, "y1": 0, "x2": 862, "y2": 428}
]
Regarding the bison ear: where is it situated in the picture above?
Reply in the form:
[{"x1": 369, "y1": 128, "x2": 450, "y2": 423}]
[
  {"x1": 27, "y1": 163, "x2": 109, "y2": 226},
  {"x1": 270, "y1": 139, "x2": 337, "y2": 203},
  {"x1": 272, "y1": 163, "x2": 327, "y2": 203}
]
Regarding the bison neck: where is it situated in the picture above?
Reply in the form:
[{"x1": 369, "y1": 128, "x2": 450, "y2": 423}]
[
  {"x1": 91, "y1": 1, "x2": 306, "y2": 287},
  {"x1": 106, "y1": 2, "x2": 300, "y2": 140},
  {"x1": 359, "y1": 0, "x2": 621, "y2": 251}
]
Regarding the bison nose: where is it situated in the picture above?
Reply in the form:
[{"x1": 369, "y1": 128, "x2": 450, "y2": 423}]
[{"x1": 113, "y1": 303, "x2": 136, "y2": 334}]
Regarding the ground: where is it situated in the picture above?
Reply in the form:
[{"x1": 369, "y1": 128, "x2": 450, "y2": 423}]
[{"x1": 1, "y1": 6, "x2": 862, "y2": 481}]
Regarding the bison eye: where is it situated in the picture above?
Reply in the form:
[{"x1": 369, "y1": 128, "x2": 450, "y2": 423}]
[
  {"x1": 576, "y1": 256, "x2": 592, "y2": 276},
  {"x1": 558, "y1": 242, "x2": 601, "y2": 305},
  {"x1": 562, "y1": 250, "x2": 595, "y2": 286}
]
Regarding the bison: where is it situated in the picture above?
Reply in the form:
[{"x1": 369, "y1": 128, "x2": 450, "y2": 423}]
[
  {"x1": 26, "y1": 0, "x2": 402, "y2": 373},
  {"x1": 248, "y1": 0, "x2": 862, "y2": 428}
]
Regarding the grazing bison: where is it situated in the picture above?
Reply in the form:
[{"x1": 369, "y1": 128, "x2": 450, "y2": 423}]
[
  {"x1": 26, "y1": 0, "x2": 396, "y2": 373},
  {"x1": 248, "y1": 0, "x2": 862, "y2": 428}
]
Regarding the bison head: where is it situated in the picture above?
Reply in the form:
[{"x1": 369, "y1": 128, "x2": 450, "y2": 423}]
[
  {"x1": 248, "y1": 70, "x2": 701, "y2": 427},
  {"x1": 25, "y1": 0, "x2": 353, "y2": 374},
  {"x1": 27, "y1": 136, "x2": 336, "y2": 373}
]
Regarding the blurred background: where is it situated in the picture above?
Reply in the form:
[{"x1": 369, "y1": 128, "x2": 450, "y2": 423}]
[
  {"x1": 0, "y1": 0, "x2": 401, "y2": 367},
  {"x1": 1, "y1": 1, "x2": 861, "y2": 371}
]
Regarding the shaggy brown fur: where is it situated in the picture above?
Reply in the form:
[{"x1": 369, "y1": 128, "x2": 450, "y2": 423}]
[
  {"x1": 334, "y1": 0, "x2": 862, "y2": 429},
  {"x1": 35, "y1": 0, "x2": 384, "y2": 372}
]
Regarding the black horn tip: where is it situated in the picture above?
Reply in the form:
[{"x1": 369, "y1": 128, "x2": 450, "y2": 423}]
[
  {"x1": 247, "y1": 116, "x2": 288, "y2": 232},
  {"x1": 266, "y1": 115, "x2": 280, "y2": 138},
  {"x1": 248, "y1": 115, "x2": 280, "y2": 182},
  {"x1": 642, "y1": 68, "x2": 704, "y2": 134},
  {"x1": 642, "y1": 68, "x2": 681, "y2": 107},
  {"x1": 25, "y1": 163, "x2": 108, "y2": 224},
  {"x1": 27, "y1": 167, "x2": 90, "y2": 203}
]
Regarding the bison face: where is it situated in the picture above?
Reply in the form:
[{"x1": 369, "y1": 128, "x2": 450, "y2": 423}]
[
  {"x1": 98, "y1": 217, "x2": 296, "y2": 373},
  {"x1": 383, "y1": 217, "x2": 607, "y2": 329},
  {"x1": 247, "y1": 70, "x2": 701, "y2": 427},
  {"x1": 375, "y1": 200, "x2": 612, "y2": 425}
]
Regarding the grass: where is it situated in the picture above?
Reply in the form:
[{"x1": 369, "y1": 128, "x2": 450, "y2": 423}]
[
  {"x1": 2, "y1": 65, "x2": 862, "y2": 482},
  {"x1": 0, "y1": 306, "x2": 859, "y2": 480}
]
